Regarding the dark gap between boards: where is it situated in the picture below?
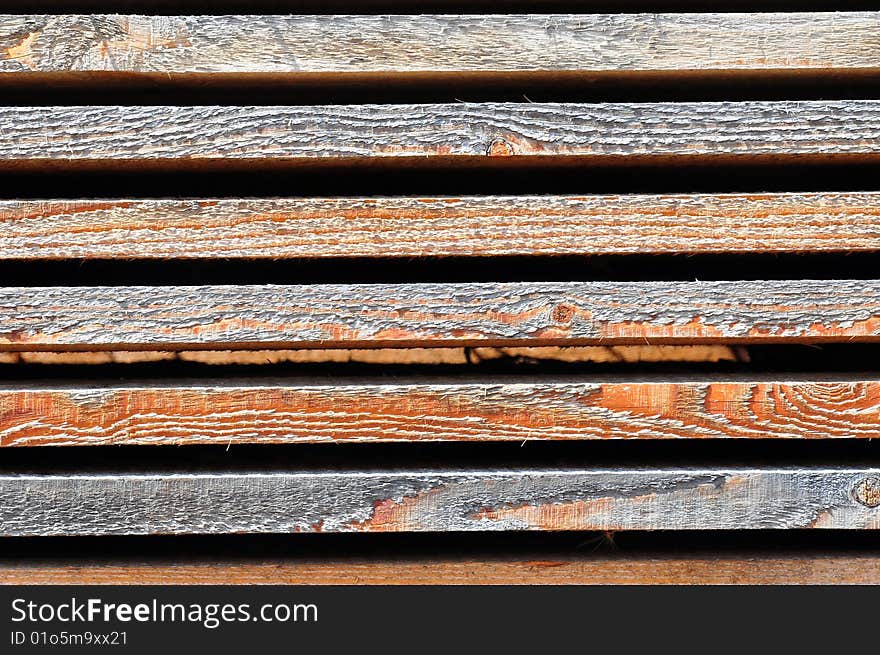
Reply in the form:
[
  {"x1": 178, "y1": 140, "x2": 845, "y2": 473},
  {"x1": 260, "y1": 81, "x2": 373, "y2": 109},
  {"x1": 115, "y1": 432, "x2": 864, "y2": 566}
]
[
  {"x1": 0, "y1": 344, "x2": 878, "y2": 380},
  {"x1": 0, "y1": 440, "x2": 878, "y2": 472},
  {"x1": 1, "y1": 530, "x2": 879, "y2": 560},
  {"x1": 1, "y1": 161, "x2": 879, "y2": 199},
  {"x1": 2, "y1": 70, "x2": 880, "y2": 105},
  {"x1": 2, "y1": 252, "x2": 880, "y2": 285}
]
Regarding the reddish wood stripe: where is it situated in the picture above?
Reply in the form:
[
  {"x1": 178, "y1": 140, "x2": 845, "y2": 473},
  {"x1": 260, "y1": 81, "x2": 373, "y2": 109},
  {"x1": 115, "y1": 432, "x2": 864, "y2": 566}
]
[
  {"x1": 0, "y1": 346, "x2": 742, "y2": 367},
  {"x1": 4, "y1": 193, "x2": 880, "y2": 259},
  {"x1": 3, "y1": 554, "x2": 879, "y2": 585},
  {"x1": 3, "y1": 377, "x2": 879, "y2": 446}
]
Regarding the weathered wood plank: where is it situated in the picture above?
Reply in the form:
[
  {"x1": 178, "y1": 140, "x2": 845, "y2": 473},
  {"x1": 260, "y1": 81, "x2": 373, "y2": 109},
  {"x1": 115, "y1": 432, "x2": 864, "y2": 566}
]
[
  {"x1": 2, "y1": 281, "x2": 880, "y2": 350},
  {"x1": 2, "y1": 468, "x2": 878, "y2": 535},
  {"x1": 1, "y1": 102, "x2": 878, "y2": 168},
  {"x1": 5, "y1": 554, "x2": 880, "y2": 585},
  {"x1": 2, "y1": 14, "x2": 878, "y2": 76},
  {"x1": 3, "y1": 375, "x2": 879, "y2": 446},
  {"x1": 7, "y1": 193, "x2": 880, "y2": 259}
]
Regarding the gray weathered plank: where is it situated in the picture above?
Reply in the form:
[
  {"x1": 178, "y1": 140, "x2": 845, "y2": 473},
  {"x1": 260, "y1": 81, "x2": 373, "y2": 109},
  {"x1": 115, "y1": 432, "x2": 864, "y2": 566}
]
[
  {"x1": 2, "y1": 281, "x2": 880, "y2": 350},
  {"x1": 1, "y1": 13, "x2": 878, "y2": 75},
  {"x1": 1, "y1": 468, "x2": 878, "y2": 535},
  {"x1": 2, "y1": 102, "x2": 879, "y2": 166},
  {"x1": 4, "y1": 375, "x2": 880, "y2": 446},
  {"x1": 6, "y1": 193, "x2": 880, "y2": 259}
]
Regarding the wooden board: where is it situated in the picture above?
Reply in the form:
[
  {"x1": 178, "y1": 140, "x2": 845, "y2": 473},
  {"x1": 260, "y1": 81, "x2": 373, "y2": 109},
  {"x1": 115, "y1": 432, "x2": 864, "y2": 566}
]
[
  {"x1": 3, "y1": 281, "x2": 880, "y2": 350},
  {"x1": 2, "y1": 468, "x2": 879, "y2": 535},
  {"x1": 2, "y1": 14, "x2": 878, "y2": 76},
  {"x1": 2, "y1": 101, "x2": 879, "y2": 168},
  {"x1": 4, "y1": 554, "x2": 880, "y2": 585},
  {"x1": 6, "y1": 193, "x2": 880, "y2": 259},
  {"x1": 3, "y1": 375, "x2": 880, "y2": 446}
]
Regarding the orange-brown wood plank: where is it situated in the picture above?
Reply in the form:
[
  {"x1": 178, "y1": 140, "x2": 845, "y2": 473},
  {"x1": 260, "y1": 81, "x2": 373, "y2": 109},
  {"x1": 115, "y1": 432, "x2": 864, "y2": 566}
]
[
  {"x1": 5, "y1": 193, "x2": 880, "y2": 259},
  {"x1": 3, "y1": 375, "x2": 879, "y2": 446},
  {"x1": 3, "y1": 281, "x2": 880, "y2": 351},
  {"x1": 3, "y1": 554, "x2": 879, "y2": 585}
]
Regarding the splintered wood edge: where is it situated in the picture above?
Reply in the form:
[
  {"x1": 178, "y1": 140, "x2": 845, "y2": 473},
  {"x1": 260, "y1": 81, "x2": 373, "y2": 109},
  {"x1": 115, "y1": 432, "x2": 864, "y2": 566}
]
[
  {"x1": 1, "y1": 376, "x2": 876, "y2": 446},
  {"x1": 1, "y1": 14, "x2": 879, "y2": 75},
  {"x1": 2, "y1": 469, "x2": 879, "y2": 535},
  {"x1": 1, "y1": 102, "x2": 879, "y2": 167},
  {"x1": 2, "y1": 280, "x2": 880, "y2": 350},
  {"x1": 3, "y1": 554, "x2": 880, "y2": 585},
  {"x1": 5, "y1": 193, "x2": 880, "y2": 259}
]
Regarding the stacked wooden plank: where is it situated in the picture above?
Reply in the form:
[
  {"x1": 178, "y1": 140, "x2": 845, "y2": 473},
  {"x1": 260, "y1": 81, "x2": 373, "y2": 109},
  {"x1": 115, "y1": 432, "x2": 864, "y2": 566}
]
[{"x1": 1, "y1": 10, "x2": 880, "y2": 581}]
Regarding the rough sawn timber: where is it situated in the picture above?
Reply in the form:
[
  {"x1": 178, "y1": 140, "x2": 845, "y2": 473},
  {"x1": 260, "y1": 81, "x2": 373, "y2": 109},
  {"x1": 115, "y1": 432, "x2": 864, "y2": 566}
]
[
  {"x1": 2, "y1": 102, "x2": 879, "y2": 168},
  {"x1": 1, "y1": 468, "x2": 878, "y2": 535},
  {"x1": 2, "y1": 281, "x2": 880, "y2": 350},
  {"x1": 1, "y1": 14, "x2": 878, "y2": 75},
  {"x1": 6, "y1": 193, "x2": 880, "y2": 259},
  {"x1": 3, "y1": 375, "x2": 880, "y2": 446}
]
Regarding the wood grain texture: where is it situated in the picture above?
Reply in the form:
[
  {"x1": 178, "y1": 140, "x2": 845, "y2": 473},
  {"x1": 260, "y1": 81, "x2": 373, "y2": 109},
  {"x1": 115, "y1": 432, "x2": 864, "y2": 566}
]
[
  {"x1": 3, "y1": 376, "x2": 879, "y2": 446},
  {"x1": 2, "y1": 468, "x2": 878, "y2": 535},
  {"x1": 2, "y1": 281, "x2": 880, "y2": 350},
  {"x1": 4, "y1": 554, "x2": 880, "y2": 585},
  {"x1": 1, "y1": 101, "x2": 879, "y2": 167},
  {"x1": 7, "y1": 193, "x2": 880, "y2": 259},
  {"x1": 2, "y1": 14, "x2": 879, "y2": 75}
]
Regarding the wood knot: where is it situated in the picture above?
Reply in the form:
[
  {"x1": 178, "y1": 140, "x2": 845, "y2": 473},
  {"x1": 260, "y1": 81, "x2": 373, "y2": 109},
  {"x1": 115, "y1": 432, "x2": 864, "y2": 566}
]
[
  {"x1": 852, "y1": 476, "x2": 880, "y2": 508},
  {"x1": 552, "y1": 304, "x2": 575, "y2": 323},
  {"x1": 487, "y1": 138, "x2": 515, "y2": 156}
]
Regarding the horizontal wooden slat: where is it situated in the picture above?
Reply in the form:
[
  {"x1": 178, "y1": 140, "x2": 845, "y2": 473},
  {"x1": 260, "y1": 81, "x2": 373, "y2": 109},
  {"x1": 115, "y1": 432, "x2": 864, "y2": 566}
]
[
  {"x1": 2, "y1": 101, "x2": 878, "y2": 168},
  {"x1": 2, "y1": 468, "x2": 878, "y2": 535},
  {"x1": 0, "y1": 346, "x2": 743, "y2": 367},
  {"x1": 6, "y1": 193, "x2": 880, "y2": 259},
  {"x1": 2, "y1": 281, "x2": 880, "y2": 350},
  {"x1": 3, "y1": 375, "x2": 879, "y2": 446},
  {"x1": 1, "y1": 14, "x2": 878, "y2": 76},
  {"x1": 5, "y1": 554, "x2": 880, "y2": 585}
]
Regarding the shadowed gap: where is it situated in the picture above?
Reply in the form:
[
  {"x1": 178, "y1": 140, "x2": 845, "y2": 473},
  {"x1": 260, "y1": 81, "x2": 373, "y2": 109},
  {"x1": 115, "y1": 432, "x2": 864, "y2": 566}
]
[
  {"x1": 2, "y1": 70, "x2": 880, "y2": 105},
  {"x1": 1, "y1": 530, "x2": 879, "y2": 561},
  {"x1": 0, "y1": 439, "x2": 878, "y2": 471},
  {"x1": 0, "y1": 345, "x2": 877, "y2": 379},
  {"x1": 2, "y1": 252, "x2": 880, "y2": 285},
  {"x1": 1, "y1": 161, "x2": 879, "y2": 199}
]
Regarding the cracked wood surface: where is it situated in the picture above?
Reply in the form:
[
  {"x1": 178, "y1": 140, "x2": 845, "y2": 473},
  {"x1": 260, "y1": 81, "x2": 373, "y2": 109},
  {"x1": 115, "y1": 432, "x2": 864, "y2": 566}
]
[
  {"x1": 4, "y1": 554, "x2": 880, "y2": 585},
  {"x1": 6, "y1": 193, "x2": 880, "y2": 259},
  {"x1": 1, "y1": 102, "x2": 878, "y2": 167},
  {"x1": 3, "y1": 376, "x2": 880, "y2": 446},
  {"x1": 2, "y1": 281, "x2": 880, "y2": 350},
  {"x1": 1, "y1": 468, "x2": 878, "y2": 535},
  {"x1": 1, "y1": 14, "x2": 878, "y2": 75}
]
